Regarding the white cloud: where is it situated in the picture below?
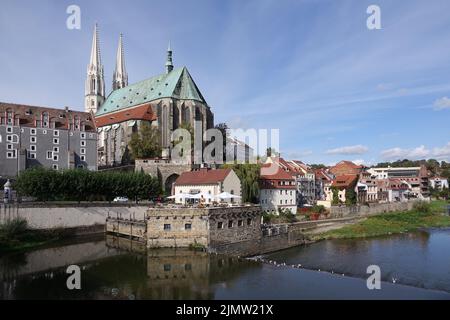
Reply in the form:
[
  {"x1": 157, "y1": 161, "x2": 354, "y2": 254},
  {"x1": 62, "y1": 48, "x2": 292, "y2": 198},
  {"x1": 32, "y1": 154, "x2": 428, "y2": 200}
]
[
  {"x1": 433, "y1": 142, "x2": 450, "y2": 159},
  {"x1": 433, "y1": 97, "x2": 450, "y2": 110},
  {"x1": 352, "y1": 159, "x2": 371, "y2": 166},
  {"x1": 286, "y1": 150, "x2": 313, "y2": 160},
  {"x1": 381, "y1": 142, "x2": 450, "y2": 161},
  {"x1": 381, "y1": 145, "x2": 430, "y2": 160},
  {"x1": 325, "y1": 145, "x2": 369, "y2": 155}
]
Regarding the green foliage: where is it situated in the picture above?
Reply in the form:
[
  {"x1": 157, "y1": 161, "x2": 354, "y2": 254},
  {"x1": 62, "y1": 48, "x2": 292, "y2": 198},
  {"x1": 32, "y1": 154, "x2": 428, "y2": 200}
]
[
  {"x1": 331, "y1": 187, "x2": 340, "y2": 205},
  {"x1": 0, "y1": 218, "x2": 28, "y2": 239},
  {"x1": 413, "y1": 201, "x2": 431, "y2": 214},
  {"x1": 223, "y1": 163, "x2": 260, "y2": 203},
  {"x1": 129, "y1": 121, "x2": 161, "y2": 159},
  {"x1": 316, "y1": 200, "x2": 450, "y2": 240},
  {"x1": 345, "y1": 188, "x2": 357, "y2": 206},
  {"x1": 311, "y1": 204, "x2": 326, "y2": 214},
  {"x1": 14, "y1": 168, "x2": 160, "y2": 202},
  {"x1": 263, "y1": 208, "x2": 297, "y2": 224}
]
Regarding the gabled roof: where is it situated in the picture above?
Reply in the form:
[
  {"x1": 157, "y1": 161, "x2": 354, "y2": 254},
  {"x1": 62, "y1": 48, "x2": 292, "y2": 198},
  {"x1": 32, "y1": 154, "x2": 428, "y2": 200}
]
[
  {"x1": 331, "y1": 174, "x2": 358, "y2": 188},
  {"x1": 97, "y1": 66, "x2": 206, "y2": 117},
  {"x1": 175, "y1": 168, "x2": 232, "y2": 186},
  {"x1": 0, "y1": 102, "x2": 96, "y2": 132},
  {"x1": 95, "y1": 103, "x2": 156, "y2": 127},
  {"x1": 260, "y1": 164, "x2": 296, "y2": 180}
]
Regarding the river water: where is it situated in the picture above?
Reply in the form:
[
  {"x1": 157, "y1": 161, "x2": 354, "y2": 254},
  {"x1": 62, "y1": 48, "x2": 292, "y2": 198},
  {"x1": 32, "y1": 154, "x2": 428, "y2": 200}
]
[{"x1": 1, "y1": 229, "x2": 449, "y2": 300}]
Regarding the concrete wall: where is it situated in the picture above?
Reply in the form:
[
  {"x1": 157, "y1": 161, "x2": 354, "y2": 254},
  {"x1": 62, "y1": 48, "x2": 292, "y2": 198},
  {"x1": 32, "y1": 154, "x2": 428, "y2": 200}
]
[{"x1": 0, "y1": 203, "x2": 149, "y2": 231}]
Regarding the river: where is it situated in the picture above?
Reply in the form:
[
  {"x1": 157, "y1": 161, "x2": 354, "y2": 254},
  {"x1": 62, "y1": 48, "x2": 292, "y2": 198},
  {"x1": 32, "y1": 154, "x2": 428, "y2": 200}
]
[{"x1": 1, "y1": 229, "x2": 449, "y2": 299}]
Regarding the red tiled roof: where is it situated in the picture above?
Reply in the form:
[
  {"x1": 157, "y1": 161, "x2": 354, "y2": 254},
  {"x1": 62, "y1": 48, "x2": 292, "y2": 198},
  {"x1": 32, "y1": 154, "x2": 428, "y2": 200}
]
[
  {"x1": 95, "y1": 103, "x2": 157, "y2": 127},
  {"x1": 174, "y1": 168, "x2": 232, "y2": 186},
  {"x1": 331, "y1": 174, "x2": 358, "y2": 188},
  {"x1": 260, "y1": 165, "x2": 296, "y2": 180},
  {"x1": 0, "y1": 102, "x2": 96, "y2": 132}
]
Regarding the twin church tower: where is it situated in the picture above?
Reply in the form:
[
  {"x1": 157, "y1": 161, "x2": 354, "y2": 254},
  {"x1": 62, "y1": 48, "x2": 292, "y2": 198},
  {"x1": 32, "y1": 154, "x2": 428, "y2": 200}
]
[{"x1": 84, "y1": 24, "x2": 173, "y2": 114}]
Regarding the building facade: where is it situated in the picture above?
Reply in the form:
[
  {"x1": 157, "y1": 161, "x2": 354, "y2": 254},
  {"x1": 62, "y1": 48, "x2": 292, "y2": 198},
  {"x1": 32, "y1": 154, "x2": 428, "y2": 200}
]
[
  {"x1": 429, "y1": 177, "x2": 449, "y2": 191},
  {"x1": 173, "y1": 168, "x2": 241, "y2": 204},
  {"x1": 259, "y1": 164, "x2": 297, "y2": 214},
  {"x1": 0, "y1": 103, "x2": 97, "y2": 178},
  {"x1": 367, "y1": 166, "x2": 429, "y2": 198}
]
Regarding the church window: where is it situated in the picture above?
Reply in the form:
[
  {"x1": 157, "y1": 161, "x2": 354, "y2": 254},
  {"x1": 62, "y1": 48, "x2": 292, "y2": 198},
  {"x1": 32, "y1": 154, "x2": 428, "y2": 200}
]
[
  {"x1": 47, "y1": 151, "x2": 53, "y2": 159},
  {"x1": 30, "y1": 136, "x2": 36, "y2": 143},
  {"x1": 6, "y1": 127, "x2": 12, "y2": 133},
  {"x1": 53, "y1": 138, "x2": 59, "y2": 144},
  {"x1": 30, "y1": 128, "x2": 36, "y2": 135},
  {"x1": 80, "y1": 155, "x2": 86, "y2": 161},
  {"x1": 53, "y1": 154, "x2": 59, "y2": 161}
]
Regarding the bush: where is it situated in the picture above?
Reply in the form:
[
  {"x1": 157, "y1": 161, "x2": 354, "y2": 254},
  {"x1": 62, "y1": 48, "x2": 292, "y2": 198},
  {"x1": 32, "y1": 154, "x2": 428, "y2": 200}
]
[
  {"x1": 0, "y1": 218, "x2": 28, "y2": 240},
  {"x1": 14, "y1": 168, "x2": 160, "y2": 202},
  {"x1": 413, "y1": 201, "x2": 431, "y2": 214},
  {"x1": 311, "y1": 205, "x2": 326, "y2": 214}
]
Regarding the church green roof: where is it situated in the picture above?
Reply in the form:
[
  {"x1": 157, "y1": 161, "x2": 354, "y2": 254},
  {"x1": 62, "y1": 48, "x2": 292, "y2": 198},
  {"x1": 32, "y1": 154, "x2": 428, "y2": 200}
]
[{"x1": 96, "y1": 66, "x2": 206, "y2": 116}]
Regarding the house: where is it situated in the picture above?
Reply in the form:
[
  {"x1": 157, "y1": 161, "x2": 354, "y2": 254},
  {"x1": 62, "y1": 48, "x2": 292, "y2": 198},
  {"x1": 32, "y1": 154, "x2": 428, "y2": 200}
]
[
  {"x1": 173, "y1": 168, "x2": 241, "y2": 204},
  {"x1": 429, "y1": 177, "x2": 449, "y2": 191},
  {"x1": 367, "y1": 165, "x2": 429, "y2": 198},
  {"x1": 314, "y1": 169, "x2": 334, "y2": 201},
  {"x1": 387, "y1": 179, "x2": 410, "y2": 202},
  {"x1": 356, "y1": 172, "x2": 378, "y2": 203},
  {"x1": 265, "y1": 156, "x2": 315, "y2": 206},
  {"x1": 259, "y1": 164, "x2": 297, "y2": 214},
  {"x1": 0, "y1": 102, "x2": 97, "y2": 178},
  {"x1": 329, "y1": 160, "x2": 365, "y2": 176},
  {"x1": 325, "y1": 174, "x2": 359, "y2": 204}
]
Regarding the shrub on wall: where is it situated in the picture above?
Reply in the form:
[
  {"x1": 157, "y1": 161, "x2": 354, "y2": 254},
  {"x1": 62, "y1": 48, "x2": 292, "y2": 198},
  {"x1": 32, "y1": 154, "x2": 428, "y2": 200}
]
[{"x1": 14, "y1": 168, "x2": 160, "y2": 202}]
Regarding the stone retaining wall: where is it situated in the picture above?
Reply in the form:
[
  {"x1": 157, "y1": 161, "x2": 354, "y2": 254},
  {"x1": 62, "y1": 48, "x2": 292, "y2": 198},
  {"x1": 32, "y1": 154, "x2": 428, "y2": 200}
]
[
  {"x1": 0, "y1": 203, "x2": 149, "y2": 233},
  {"x1": 329, "y1": 201, "x2": 416, "y2": 218}
]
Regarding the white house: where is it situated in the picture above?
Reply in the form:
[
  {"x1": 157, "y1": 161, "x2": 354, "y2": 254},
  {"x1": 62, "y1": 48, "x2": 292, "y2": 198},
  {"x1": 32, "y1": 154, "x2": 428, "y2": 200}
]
[
  {"x1": 429, "y1": 177, "x2": 449, "y2": 191},
  {"x1": 173, "y1": 168, "x2": 241, "y2": 204},
  {"x1": 259, "y1": 164, "x2": 297, "y2": 214}
]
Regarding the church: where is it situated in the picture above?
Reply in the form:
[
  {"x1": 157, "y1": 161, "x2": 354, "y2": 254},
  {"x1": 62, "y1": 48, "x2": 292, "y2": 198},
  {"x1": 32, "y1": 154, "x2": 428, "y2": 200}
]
[{"x1": 85, "y1": 24, "x2": 214, "y2": 166}]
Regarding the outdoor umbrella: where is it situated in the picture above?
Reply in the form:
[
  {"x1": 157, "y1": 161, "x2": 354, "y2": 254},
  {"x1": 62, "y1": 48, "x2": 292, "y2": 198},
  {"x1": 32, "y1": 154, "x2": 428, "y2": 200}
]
[{"x1": 215, "y1": 192, "x2": 241, "y2": 200}]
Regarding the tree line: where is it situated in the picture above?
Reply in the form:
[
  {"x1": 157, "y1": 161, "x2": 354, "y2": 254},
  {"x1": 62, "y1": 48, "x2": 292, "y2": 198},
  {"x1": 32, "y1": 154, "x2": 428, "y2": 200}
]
[{"x1": 14, "y1": 168, "x2": 160, "y2": 202}]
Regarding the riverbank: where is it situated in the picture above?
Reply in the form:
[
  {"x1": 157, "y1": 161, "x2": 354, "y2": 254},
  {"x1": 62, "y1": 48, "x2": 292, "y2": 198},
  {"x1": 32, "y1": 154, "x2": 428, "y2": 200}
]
[
  {"x1": 0, "y1": 218, "x2": 100, "y2": 253},
  {"x1": 312, "y1": 201, "x2": 450, "y2": 240}
]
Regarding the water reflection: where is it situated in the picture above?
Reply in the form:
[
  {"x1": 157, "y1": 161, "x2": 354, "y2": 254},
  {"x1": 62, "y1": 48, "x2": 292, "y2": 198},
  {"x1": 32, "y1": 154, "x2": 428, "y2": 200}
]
[
  {"x1": 0, "y1": 236, "x2": 260, "y2": 300},
  {"x1": 265, "y1": 228, "x2": 450, "y2": 293}
]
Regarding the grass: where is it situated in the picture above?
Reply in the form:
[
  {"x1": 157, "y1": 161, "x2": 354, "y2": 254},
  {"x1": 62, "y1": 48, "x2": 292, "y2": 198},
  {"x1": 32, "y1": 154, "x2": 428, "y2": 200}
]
[
  {"x1": 0, "y1": 218, "x2": 64, "y2": 253},
  {"x1": 314, "y1": 200, "x2": 450, "y2": 241}
]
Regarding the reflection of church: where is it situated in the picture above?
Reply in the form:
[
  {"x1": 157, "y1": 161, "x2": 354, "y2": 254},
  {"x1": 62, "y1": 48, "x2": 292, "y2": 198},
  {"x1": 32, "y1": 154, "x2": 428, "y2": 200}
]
[{"x1": 85, "y1": 25, "x2": 214, "y2": 166}]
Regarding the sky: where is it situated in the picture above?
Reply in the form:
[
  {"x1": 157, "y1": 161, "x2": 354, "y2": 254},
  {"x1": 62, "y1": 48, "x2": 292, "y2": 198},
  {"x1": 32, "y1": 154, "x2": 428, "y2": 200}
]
[{"x1": 0, "y1": 0, "x2": 449, "y2": 165}]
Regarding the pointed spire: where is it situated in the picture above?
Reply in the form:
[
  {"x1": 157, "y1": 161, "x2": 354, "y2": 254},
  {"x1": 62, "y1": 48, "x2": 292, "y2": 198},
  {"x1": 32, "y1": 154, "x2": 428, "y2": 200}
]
[
  {"x1": 89, "y1": 23, "x2": 102, "y2": 69},
  {"x1": 85, "y1": 23, "x2": 105, "y2": 114},
  {"x1": 112, "y1": 33, "x2": 128, "y2": 91},
  {"x1": 165, "y1": 41, "x2": 173, "y2": 74}
]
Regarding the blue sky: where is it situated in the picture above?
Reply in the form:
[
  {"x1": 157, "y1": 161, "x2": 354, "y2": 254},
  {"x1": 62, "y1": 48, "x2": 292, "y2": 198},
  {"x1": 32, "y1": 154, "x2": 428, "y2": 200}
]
[{"x1": 0, "y1": 0, "x2": 449, "y2": 165}]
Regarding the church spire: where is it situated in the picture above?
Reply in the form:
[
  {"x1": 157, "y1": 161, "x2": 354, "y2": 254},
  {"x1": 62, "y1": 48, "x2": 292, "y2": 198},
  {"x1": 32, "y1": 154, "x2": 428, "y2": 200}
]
[
  {"x1": 165, "y1": 42, "x2": 173, "y2": 74},
  {"x1": 85, "y1": 23, "x2": 105, "y2": 114},
  {"x1": 112, "y1": 33, "x2": 128, "y2": 91}
]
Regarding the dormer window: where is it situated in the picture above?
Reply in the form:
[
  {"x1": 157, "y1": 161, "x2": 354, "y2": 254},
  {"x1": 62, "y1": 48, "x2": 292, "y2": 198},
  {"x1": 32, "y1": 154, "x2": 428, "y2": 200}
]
[{"x1": 42, "y1": 112, "x2": 49, "y2": 128}]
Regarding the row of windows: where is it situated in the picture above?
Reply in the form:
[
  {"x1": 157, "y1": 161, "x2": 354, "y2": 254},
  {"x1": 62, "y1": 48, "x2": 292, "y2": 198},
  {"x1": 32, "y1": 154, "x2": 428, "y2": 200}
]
[
  {"x1": 163, "y1": 219, "x2": 253, "y2": 231},
  {"x1": 262, "y1": 189, "x2": 294, "y2": 195},
  {"x1": 260, "y1": 199, "x2": 294, "y2": 205},
  {"x1": 4, "y1": 126, "x2": 93, "y2": 138}
]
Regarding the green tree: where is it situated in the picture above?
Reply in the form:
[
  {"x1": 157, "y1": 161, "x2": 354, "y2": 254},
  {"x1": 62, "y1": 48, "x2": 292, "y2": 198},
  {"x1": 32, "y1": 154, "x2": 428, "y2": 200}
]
[
  {"x1": 223, "y1": 163, "x2": 261, "y2": 203},
  {"x1": 129, "y1": 121, "x2": 161, "y2": 159},
  {"x1": 331, "y1": 186, "x2": 340, "y2": 205}
]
